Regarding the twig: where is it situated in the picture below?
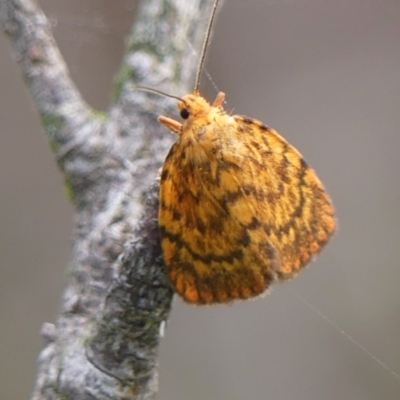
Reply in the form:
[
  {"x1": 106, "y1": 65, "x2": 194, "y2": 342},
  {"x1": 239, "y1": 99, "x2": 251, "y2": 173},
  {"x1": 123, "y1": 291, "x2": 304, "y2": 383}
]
[{"x1": 0, "y1": 0, "x2": 217, "y2": 398}]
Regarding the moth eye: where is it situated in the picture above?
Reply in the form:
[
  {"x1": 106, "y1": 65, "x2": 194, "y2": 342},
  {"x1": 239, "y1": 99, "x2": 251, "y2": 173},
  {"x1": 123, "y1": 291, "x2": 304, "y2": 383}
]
[{"x1": 180, "y1": 108, "x2": 190, "y2": 120}]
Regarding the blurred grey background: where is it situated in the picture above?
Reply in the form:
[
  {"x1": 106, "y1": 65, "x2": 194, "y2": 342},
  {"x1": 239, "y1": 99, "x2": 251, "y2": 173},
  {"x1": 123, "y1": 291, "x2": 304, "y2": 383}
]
[{"x1": 1, "y1": 0, "x2": 400, "y2": 399}]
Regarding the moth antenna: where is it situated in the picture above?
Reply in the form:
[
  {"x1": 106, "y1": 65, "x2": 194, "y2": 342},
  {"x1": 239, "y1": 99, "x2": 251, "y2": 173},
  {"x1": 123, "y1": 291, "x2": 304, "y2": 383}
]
[
  {"x1": 134, "y1": 86, "x2": 187, "y2": 104},
  {"x1": 194, "y1": 0, "x2": 221, "y2": 92}
]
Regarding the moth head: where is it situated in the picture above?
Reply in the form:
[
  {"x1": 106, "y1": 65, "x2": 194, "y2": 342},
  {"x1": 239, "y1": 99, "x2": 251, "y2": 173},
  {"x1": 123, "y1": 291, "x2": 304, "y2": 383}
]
[
  {"x1": 178, "y1": 91, "x2": 226, "y2": 121},
  {"x1": 135, "y1": 86, "x2": 226, "y2": 135},
  {"x1": 178, "y1": 92, "x2": 211, "y2": 121}
]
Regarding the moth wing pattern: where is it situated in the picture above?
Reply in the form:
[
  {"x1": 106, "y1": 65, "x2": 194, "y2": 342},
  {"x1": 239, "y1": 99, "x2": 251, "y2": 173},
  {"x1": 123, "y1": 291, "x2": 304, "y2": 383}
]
[
  {"x1": 229, "y1": 116, "x2": 336, "y2": 279},
  {"x1": 159, "y1": 99, "x2": 335, "y2": 304}
]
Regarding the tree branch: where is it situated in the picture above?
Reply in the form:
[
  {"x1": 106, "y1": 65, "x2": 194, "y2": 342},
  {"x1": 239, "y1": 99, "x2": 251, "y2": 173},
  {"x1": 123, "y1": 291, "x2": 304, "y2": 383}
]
[
  {"x1": 0, "y1": 0, "x2": 216, "y2": 398},
  {"x1": 0, "y1": 0, "x2": 92, "y2": 147}
]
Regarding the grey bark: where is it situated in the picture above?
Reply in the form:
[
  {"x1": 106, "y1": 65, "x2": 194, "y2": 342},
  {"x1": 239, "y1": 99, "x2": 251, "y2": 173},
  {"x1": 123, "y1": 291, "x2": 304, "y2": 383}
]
[{"x1": 0, "y1": 0, "x2": 216, "y2": 398}]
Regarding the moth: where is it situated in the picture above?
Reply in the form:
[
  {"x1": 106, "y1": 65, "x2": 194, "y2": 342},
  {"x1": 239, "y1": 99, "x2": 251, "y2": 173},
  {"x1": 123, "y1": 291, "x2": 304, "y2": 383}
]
[{"x1": 146, "y1": 0, "x2": 335, "y2": 304}]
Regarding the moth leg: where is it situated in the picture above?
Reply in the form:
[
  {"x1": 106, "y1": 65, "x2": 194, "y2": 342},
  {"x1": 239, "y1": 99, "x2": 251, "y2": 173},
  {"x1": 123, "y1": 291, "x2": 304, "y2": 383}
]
[
  {"x1": 212, "y1": 92, "x2": 226, "y2": 108},
  {"x1": 158, "y1": 116, "x2": 182, "y2": 134}
]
